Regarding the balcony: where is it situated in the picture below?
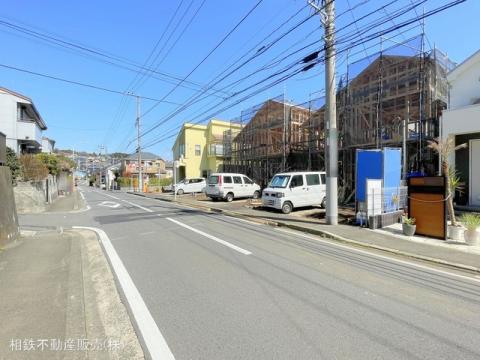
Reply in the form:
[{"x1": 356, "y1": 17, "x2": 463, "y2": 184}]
[{"x1": 17, "y1": 120, "x2": 42, "y2": 145}]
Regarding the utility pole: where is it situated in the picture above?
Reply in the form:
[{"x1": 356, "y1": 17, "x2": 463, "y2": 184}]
[
  {"x1": 309, "y1": 0, "x2": 338, "y2": 225},
  {"x1": 136, "y1": 95, "x2": 143, "y2": 193}
]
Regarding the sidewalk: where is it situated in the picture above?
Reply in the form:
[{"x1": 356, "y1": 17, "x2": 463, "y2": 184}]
[
  {"x1": 46, "y1": 190, "x2": 85, "y2": 213},
  {"x1": 131, "y1": 191, "x2": 480, "y2": 273},
  {"x1": 0, "y1": 229, "x2": 143, "y2": 359}
]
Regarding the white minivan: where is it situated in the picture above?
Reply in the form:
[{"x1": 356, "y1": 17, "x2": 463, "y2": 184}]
[
  {"x1": 262, "y1": 171, "x2": 326, "y2": 214},
  {"x1": 173, "y1": 177, "x2": 206, "y2": 195},
  {"x1": 206, "y1": 173, "x2": 261, "y2": 202}
]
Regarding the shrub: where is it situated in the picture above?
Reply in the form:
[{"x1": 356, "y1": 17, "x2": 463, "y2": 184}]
[
  {"x1": 460, "y1": 213, "x2": 480, "y2": 231},
  {"x1": 6, "y1": 147, "x2": 20, "y2": 182},
  {"x1": 117, "y1": 177, "x2": 131, "y2": 187},
  {"x1": 19, "y1": 154, "x2": 49, "y2": 181},
  {"x1": 148, "y1": 177, "x2": 172, "y2": 186}
]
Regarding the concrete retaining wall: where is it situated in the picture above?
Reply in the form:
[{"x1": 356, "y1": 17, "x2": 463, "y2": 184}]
[
  {"x1": 14, "y1": 181, "x2": 48, "y2": 213},
  {"x1": 0, "y1": 166, "x2": 19, "y2": 246}
]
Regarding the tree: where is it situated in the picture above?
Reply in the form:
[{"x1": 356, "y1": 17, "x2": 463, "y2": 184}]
[
  {"x1": 5, "y1": 147, "x2": 20, "y2": 182},
  {"x1": 427, "y1": 137, "x2": 467, "y2": 226}
]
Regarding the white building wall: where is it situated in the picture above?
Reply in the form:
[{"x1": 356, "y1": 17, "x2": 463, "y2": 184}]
[
  {"x1": 448, "y1": 53, "x2": 480, "y2": 109},
  {"x1": 442, "y1": 104, "x2": 480, "y2": 167},
  {"x1": 0, "y1": 92, "x2": 18, "y2": 150}
]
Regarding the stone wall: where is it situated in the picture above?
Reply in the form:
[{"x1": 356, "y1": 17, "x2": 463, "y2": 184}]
[
  {"x1": 14, "y1": 180, "x2": 48, "y2": 213},
  {"x1": 0, "y1": 166, "x2": 19, "y2": 247}
]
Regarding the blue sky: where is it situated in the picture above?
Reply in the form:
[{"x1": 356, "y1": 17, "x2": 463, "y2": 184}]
[{"x1": 0, "y1": 0, "x2": 478, "y2": 159}]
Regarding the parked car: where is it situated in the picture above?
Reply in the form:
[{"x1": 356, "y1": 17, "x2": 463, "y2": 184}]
[
  {"x1": 206, "y1": 173, "x2": 261, "y2": 202},
  {"x1": 173, "y1": 178, "x2": 206, "y2": 195},
  {"x1": 262, "y1": 171, "x2": 326, "y2": 214}
]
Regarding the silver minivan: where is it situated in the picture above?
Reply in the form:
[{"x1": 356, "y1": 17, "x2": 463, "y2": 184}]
[
  {"x1": 206, "y1": 173, "x2": 261, "y2": 202},
  {"x1": 262, "y1": 171, "x2": 326, "y2": 214}
]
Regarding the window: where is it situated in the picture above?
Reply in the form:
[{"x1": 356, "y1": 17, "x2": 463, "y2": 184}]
[
  {"x1": 320, "y1": 174, "x2": 326, "y2": 184},
  {"x1": 306, "y1": 174, "x2": 320, "y2": 186},
  {"x1": 290, "y1": 175, "x2": 304, "y2": 188},
  {"x1": 233, "y1": 176, "x2": 242, "y2": 184},
  {"x1": 195, "y1": 144, "x2": 201, "y2": 156},
  {"x1": 209, "y1": 143, "x2": 224, "y2": 156},
  {"x1": 208, "y1": 175, "x2": 219, "y2": 184},
  {"x1": 223, "y1": 176, "x2": 232, "y2": 184},
  {"x1": 179, "y1": 144, "x2": 185, "y2": 157},
  {"x1": 202, "y1": 171, "x2": 208, "y2": 178},
  {"x1": 243, "y1": 176, "x2": 253, "y2": 184},
  {"x1": 269, "y1": 175, "x2": 290, "y2": 188}
]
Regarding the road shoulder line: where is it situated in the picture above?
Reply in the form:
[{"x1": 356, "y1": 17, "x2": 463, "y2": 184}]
[{"x1": 73, "y1": 226, "x2": 175, "y2": 360}]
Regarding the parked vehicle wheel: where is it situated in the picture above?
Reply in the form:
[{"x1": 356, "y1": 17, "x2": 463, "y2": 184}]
[
  {"x1": 177, "y1": 189, "x2": 184, "y2": 195},
  {"x1": 225, "y1": 193, "x2": 234, "y2": 202},
  {"x1": 253, "y1": 190, "x2": 260, "y2": 199},
  {"x1": 320, "y1": 197, "x2": 326, "y2": 209},
  {"x1": 282, "y1": 201, "x2": 293, "y2": 214}
]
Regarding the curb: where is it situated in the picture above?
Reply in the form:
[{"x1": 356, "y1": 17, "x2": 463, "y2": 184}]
[{"x1": 129, "y1": 192, "x2": 480, "y2": 274}]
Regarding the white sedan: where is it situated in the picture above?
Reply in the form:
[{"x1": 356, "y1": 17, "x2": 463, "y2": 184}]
[{"x1": 173, "y1": 178, "x2": 206, "y2": 195}]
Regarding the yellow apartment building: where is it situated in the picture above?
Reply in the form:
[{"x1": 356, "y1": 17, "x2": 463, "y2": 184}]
[{"x1": 172, "y1": 119, "x2": 243, "y2": 180}]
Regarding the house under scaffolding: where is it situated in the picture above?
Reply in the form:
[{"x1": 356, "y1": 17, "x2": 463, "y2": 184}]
[{"x1": 223, "y1": 36, "x2": 455, "y2": 200}]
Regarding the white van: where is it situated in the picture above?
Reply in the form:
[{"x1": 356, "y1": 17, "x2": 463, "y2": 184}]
[
  {"x1": 262, "y1": 171, "x2": 326, "y2": 214},
  {"x1": 173, "y1": 178, "x2": 206, "y2": 195},
  {"x1": 206, "y1": 173, "x2": 261, "y2": 202}
]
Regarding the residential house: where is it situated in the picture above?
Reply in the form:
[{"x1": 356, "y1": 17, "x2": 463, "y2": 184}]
[
  {"x1": 41, "y1": 137, "x2": 55, "y2": 153},
  {"x1": 172, "y1": 119, "x2": 242, "y2": 180},
  {"x1": 164, "y1": 161, "x2": 173, "y2": 178},
  {"x1": 121, "y1": 152, "x2": 165, "y2": 183},
  {"x1": 0, "y1": 87, "x2": 47, "y2": 154},
  {"x1": 442, "y1": 50, "x2": 480, "y2": 207}
]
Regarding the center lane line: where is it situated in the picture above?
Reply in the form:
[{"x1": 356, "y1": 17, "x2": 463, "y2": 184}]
[
  {"x1": 166, "y1": 217, "x2": 252, "y2": 256},
  {"x1": 121, "y1": 199, "x2": 154, "y2": 213}
]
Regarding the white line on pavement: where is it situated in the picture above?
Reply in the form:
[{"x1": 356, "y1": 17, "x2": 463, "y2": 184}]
[
  {"x1": 222, "y1": 215, "x2": 260, "y2": 226},
  {"x1": 73, "y1": 226, "x2": 175, "y2": 360},
  {"x1": 274, "y1": 228, "x2": 480, "y2": 284},
  {"x1": 79, "y1": 191, "x2": 86, "y2": 200},
  {"x1": 122, "y1": 200, "x2": 154, "y2": 213},
  {"x1": 166, "y1": 217, "x2": 252, "y2": 255},
  {"x1": 95, "y1": 191, "x2": 120, "y2": 200}
]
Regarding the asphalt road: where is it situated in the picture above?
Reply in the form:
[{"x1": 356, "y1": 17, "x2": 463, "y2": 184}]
[{"x1": 20, "y1": 187, "x2": 480, "y2": 360}]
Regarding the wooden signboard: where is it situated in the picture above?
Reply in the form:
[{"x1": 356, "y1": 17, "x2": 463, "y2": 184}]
[{"x1": 407, "y1": 176, "x2": 447, "y2": 240}]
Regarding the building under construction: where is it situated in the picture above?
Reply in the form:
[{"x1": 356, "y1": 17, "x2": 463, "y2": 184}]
[{"x1": 223, "y1": 36, "x2": 455, "y2": 200}]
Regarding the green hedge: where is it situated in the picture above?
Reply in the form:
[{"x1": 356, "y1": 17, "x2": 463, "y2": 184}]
[
  {"x1": 117, "y1": 177, "x2": 131, "y2": 187},
  {"x1": 148, "y1": 177, "x2": 172, "y2": 186}
]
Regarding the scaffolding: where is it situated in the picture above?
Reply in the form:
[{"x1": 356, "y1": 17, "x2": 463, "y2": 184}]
[{"x1": 223, "y1": 35, "x2": 455, "y2": 200}]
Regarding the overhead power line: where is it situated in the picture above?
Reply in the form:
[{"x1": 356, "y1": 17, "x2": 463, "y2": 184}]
[
  {"x1": 0, "y1": 63, "x2": 180, "y2": 104},
  {"x1": 0, "y1": 17, "x2": 229, "y2": 97},
  {"x1": 140, "y1": 0, "x2": 266, "y2": 118},
  {"x1": 137, "y1": 0, "x2": 465, "y2": 151}
]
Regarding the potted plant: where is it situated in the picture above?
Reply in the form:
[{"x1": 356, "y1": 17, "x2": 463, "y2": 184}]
[
  {"x1": 460, "y1": 213, "x2": 480, "y2": 246},
  {"x1": 402, "y1": 216, "x2": 416, "y2": 236}
]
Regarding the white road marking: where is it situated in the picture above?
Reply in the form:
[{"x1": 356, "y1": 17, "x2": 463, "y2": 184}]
[
  {"x1": 79, "y1": 191, "x2": 86, "y2": 200},
  {"x1": 97, "y1": 191, "x2": 120, "y2": 200},
  {"x1": 122, "y1": 200, "x2": 153, "y2": 213},
  {"x1": 274, "y1": 228, "x2": 480, "y2": 284},
  {"x1": 156, "y1": 213, "x2": 180, "y2": 217},
  {"x1": 166, "y1": 217, "x2": 252, "y2": 255},
  {"x1": 222, "y1": 215, "x2": 260, "y2": 226},
  {"x1": 99, "y1": 201, "x2": 121, "y2": 208},
  {"x1": 73, "y1": 226, "x2": 175, "y2": 360}
]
